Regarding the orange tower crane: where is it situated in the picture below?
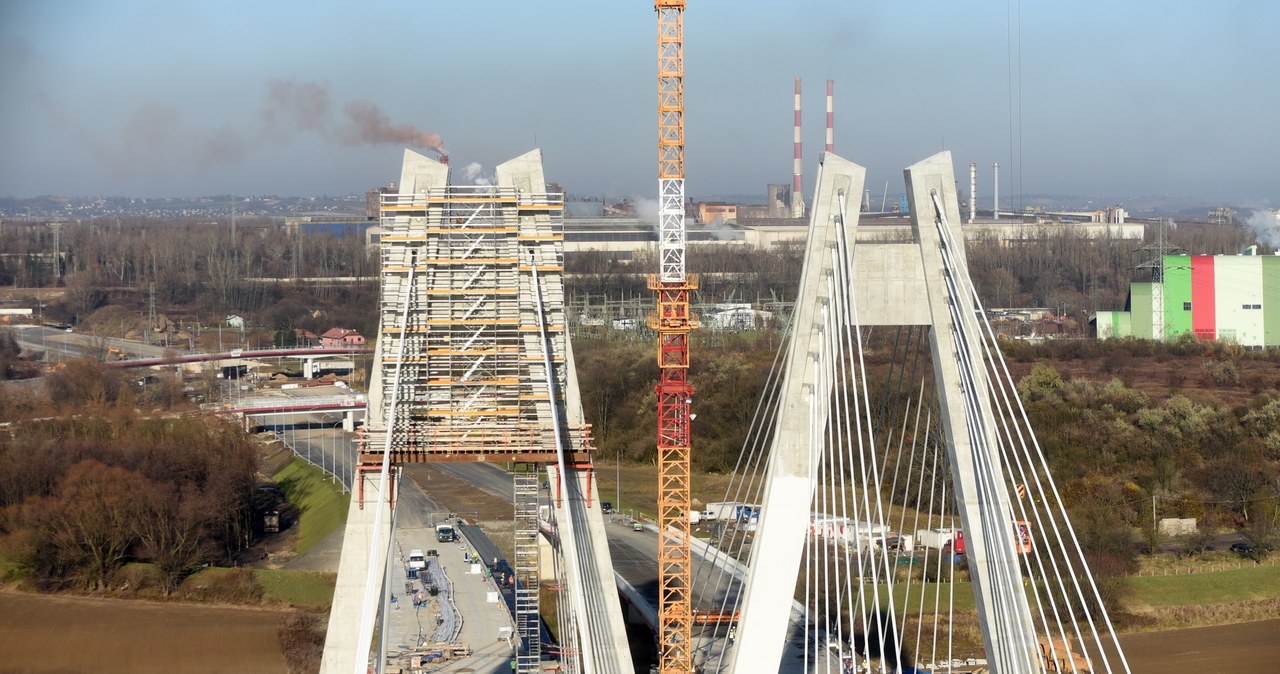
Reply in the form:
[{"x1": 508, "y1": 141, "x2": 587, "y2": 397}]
[{"x1": 652, "y1": 2, "x2": 697, "y2": 673}]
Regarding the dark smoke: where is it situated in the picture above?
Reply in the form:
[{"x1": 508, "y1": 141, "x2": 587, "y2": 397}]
[
  {"x1": 342, "y1": 102, "x2": 445, "y2": 154},
  {"x1": 64, "y1": 78, "x2": 446, "y2": 182},
  {"x1": 260, "y1": 79, "x2": 445, "y2": 154},
  {"x1": 262, "y1": 80, "x2": 331, "y2": 133}
]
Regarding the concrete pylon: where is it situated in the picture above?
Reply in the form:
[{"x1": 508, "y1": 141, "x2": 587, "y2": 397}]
[
  {"x1": 734, "y1": 152, "x2": 865, "y2": 674},
  {"x1": 319, "y1": 473, "x2": 394, "y2": 674},
  {"x1": 734, "y1": 151, "x2": 1038, "y2": 674},
  {"x1": 321, "y1": 149, "x2": 448, "y2": 674},
  {"x1": 905, "y1": 152, "x2": 1038, "y2": 673}
]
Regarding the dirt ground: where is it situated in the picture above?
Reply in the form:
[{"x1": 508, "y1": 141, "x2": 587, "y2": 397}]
[
  {"x1": 1109, "y1": 618, "x2": 1280, "y2": 674},
  {"x1": 0, "y1": 590, "x2": 291, "y2": 674},
  {"x1": 1, "y1": 589, "x2": 1276, "y2": 674}
]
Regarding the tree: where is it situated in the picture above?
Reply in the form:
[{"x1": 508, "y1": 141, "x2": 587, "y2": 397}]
[
  {"x1": 1199, "y1": 458, "x2": 1269, "y2": 523},
  {"x1": 134, "y1": 482, "x2": 211, "y2": 595},
  {"x1": 47, "y1": 460, "x2": 147, "y2": 590}
]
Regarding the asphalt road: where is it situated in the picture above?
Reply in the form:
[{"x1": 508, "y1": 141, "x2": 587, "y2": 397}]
[
  {"x1": 10, "y1": 325, "x2": 171, "y2": 361},
  {"x1": 436, "y1": 462, "x2": 517, "y2": 503}
]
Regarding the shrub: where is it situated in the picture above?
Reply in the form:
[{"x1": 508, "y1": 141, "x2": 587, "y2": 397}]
[
  {"x1": 278, "y1": 613, "x2": 326, "y2": 674},
  {"x1": 182, "y1": 568, "x2": 263, "y2": 604},
  {"x1": 1202, "y1": 359, "x2": 1240, "y2": 386}
]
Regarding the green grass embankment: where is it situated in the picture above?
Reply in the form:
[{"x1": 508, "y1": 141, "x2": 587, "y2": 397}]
[
  {"x1": 182, "y1": 566, "x2": 334, "y2": 609},
  {"x1": 254, "y1": 568, "x2": 336, "y2": 609},
  {"x1": 1129, "y1": 563, "x2": 1280, "y2": 606},
  {"x1": 274, "y1": 457, "x2": 350, "y2": 554}
]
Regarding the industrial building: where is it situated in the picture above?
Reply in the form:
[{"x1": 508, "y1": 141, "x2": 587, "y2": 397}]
[{"x1": 1095, "y1": 252, "x2": 1280, "y2": 347}]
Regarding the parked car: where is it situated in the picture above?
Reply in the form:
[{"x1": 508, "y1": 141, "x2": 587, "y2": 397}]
[{"x1": 1231, "y1": 541, "x2": 1274, "y2": 555}]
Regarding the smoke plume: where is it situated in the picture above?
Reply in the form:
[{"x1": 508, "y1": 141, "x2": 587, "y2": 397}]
[
  {"x1": 261, "y1": 80, "x2": 446, "y2": 155},
  {"x1": 342, "y1": 102, "x2": 445, "y2": 154},
  {"x1": 462, "y1": 162, "x2": 494, "y2": 186},
  {"x1": 1246, "y1": 208, "x2": 1280, "y2": 249},
  {"x1": 262, "y1": 80, "x2": 331, "y2": 134}
]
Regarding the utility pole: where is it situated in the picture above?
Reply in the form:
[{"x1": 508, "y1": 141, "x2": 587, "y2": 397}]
[
  {"x1": 230, "y1": 195, "x2": 238, "y2": 264},
  {"x1": 49, "y1": 222, "x2": 63, "y2": 280},
  {"x1": 147, "y1": 282, "x2": 157, "y2": 346}
]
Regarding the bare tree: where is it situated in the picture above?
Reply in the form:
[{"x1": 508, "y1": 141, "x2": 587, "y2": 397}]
[{"x1": 48, "y1": 460, "x2": 147, "y2": 590}]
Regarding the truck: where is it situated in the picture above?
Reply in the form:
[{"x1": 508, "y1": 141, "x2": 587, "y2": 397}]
[
  {"x1": 953, "y1": 520, "x2": 1032, "y2": 556},
  {"x1": 435, "y1": 523, "x2": 456, "y2": 542},
  {"x1": 734, "y1": 504, "x2": 761, "y2": 526},
  {"x1": 703, "y1": 501, "x2": 749, "y2": 521},
  {"x1": 914, "y1": 528, "x2": 959, "y2": 551},
  {"x1": 407, "y1": 549, "x2": 427, "y2": 570}
]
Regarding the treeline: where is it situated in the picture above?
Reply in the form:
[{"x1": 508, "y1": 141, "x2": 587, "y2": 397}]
[
  {"x1": 966, "y1": 221, "x2": 1252, "y2": 314},
  {"x1": 0, "y1": 355, "x2": 207, "y2": 411},
  {"x1": 567, "y1": 243, "x2": 806, "y2": 306},
  {"x1": 0, "y1": 409, "x2": 258, "y2": 594},
  {"x1": 568, "y1": 221, "x2": 1253, "y2": 316},
  {"x1": 576, "y1": 331, "x2": 1280, "y2": 545},
  {"x1": 1, "y1": 217, "x2": 379, "y2": 338},
  {"x1": 575, "y1": 331, "x2": 783, "y2": 473}
]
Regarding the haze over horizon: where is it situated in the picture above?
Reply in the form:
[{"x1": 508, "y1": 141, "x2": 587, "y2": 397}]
[{"x1": 1, "y1": 1, "x2": 1275, "y2": 207}]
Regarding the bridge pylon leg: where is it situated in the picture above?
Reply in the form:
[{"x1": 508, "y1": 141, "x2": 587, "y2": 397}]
[{"x1": 320, "y1": 466, "x2": 395, "y2": 674}]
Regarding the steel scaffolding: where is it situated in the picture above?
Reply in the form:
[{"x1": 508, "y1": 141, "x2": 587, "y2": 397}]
[
  {"x1": 364, "y1": 186, "x2": 592, "y2": 465},
  {"x1": 513, "y1": 473, "x2": 542, "y2": 672}
]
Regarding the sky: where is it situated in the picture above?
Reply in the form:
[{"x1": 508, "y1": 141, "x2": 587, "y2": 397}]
[{"x1": 1, "y1": 0, "x2": 1276, "y2": 206}]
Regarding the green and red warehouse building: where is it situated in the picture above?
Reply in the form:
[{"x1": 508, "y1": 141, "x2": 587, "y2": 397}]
[{"x1": 1095, "y1": 253, "x2": 1280, "y2": 347}]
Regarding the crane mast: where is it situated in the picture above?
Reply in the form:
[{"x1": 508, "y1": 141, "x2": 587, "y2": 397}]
[{"x1": 652, "y1": 2, "x2": 696, "y2": 673}]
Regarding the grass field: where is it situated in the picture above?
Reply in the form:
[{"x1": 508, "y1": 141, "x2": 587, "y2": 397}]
[
  {"x1": 254, "y1": 568, "x2": 336, "y2": 609},
  {"x1": 1130, "y1": 563, "x2": 1280, "y2": 607},
  {"x1": 274, "y1": 457, "x2": 349, "y2": 554}
]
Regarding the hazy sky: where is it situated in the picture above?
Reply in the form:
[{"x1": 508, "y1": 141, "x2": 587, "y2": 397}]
[{"x1": 1, "y1": 1, "x2": 1275, "y2": 205}]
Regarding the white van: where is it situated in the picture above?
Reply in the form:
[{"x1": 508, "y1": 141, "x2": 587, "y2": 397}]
[{"x1": 407, "y1": 549, "x2": 426, "y2": 569}]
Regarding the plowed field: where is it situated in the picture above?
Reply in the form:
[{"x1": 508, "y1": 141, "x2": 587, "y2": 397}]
[{"x1": 0, "y1": 591, "x2": 290, "y2": 674}]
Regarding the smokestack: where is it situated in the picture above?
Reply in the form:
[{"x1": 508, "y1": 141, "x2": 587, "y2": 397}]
[
  {"x1": 792, "y1": 77, "x2": 804, "y2": 218},
  {"x1": 969, "y1": 162, "x2": 976, "y2": 224},
  {"x1": 993, "y1": 162, "x2": 1000, "y2": 220},
  {"x1": 825, "y1": 79, "x2": 834, "y2": 154}
]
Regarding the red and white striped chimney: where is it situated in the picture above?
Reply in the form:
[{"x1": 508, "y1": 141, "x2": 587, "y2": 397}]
[
  {"x1": 825, "y1": 79, "x2": 834, "y2": 154},
  {"x1": 792, "y1": 77, "x2": 804, "y2": 218}
]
